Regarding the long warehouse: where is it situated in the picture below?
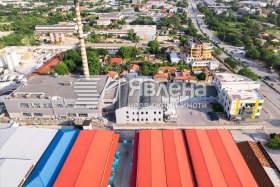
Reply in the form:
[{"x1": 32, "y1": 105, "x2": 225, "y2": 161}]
[
  {"x1": 23, "y1": 129, "x2": 80, "y2": 187},
  {"x1": 131, "y1": 130, "x2": 195, "y2": 187},
  {"x1": 131, "y1": 129, "x2": 258, "y2": 187},
  {"x1": 54, "y1": 130, "x2": 119, "y2": 187}
]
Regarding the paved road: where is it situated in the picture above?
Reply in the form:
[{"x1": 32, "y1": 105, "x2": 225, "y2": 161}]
[{"x1": 187, "y1": 0, "x2": 280, "y2": 128}]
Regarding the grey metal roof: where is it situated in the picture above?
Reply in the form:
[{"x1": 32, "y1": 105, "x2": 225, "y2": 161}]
[
  {"x1": 0, "y1": 127, "x2": 17, "y2": 149},
  {"x1": 8, "y1": 75, "x2": 109, "y2": 100},
  {"x1": 117, "y1": 80, "x2": 162, "y2": 108},
  {"x1": 0, "y1": 126, "x2": 57, "y2": 187}
]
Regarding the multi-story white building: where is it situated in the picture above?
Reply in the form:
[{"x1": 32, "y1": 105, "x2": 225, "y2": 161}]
[
  {"x1": 190, "y1": 60, "x2": 220, "y2": 72},
  {"x1": 213, "y1": 73, "x2": 263, "y2": 120},
  {"x1": 115, "y1": 79, "x2": 164, "y2": 124}
]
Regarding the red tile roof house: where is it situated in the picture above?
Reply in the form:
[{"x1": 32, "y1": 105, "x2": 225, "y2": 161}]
[
  {"x1": 107, "y1": 71, "x2": 119, "y2": 80},
  {"x1": 104, "y1": 56, "x2": 123, "y2": 65},
  {"x1": 174, "y1": 69, "x2": 197, "y2": 83},
  {"x1": 128, "y1": 64, "x2": 140, "y2": 73},
  {"x1": 153, "y1": 72, "x2": 169, "y2": 82}
]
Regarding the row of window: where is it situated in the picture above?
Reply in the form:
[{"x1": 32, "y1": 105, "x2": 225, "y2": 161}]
[
  {"x1": 126, "y1": 111, "x2": 162, "y2": 115},
  {"x1": 19, "y1": 103, "x2": 97, "y2": 109},
  {"x1": 130, "y1": 118, "x2": 162, "y2": 122},
  {"x1": 22, "y1": 113, "x2": 88, "y2": 117}
]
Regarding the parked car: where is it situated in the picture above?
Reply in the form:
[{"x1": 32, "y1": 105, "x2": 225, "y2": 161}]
[{"x1": 210, "y1": 116, "x2": 219, "y2": 121}]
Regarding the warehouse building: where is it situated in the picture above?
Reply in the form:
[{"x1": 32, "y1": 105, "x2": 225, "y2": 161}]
[
  {"x1": 122, "y1": 25, "x2": 157, "y2": 41},
  {"x1": 54, "y1": 130, "x2": 119, "y2": 187},
  {"x1": 131, "y1": 129, "x2": 258, "y2": 187},
  {"x1": 24, "y1": 129, "x2": 79, "y2": 187},
  {"x1": 4, "y1": 75, "x2": 111, "y2": 123},
  {"x1": 0, "y1": 126, "x2": 57, "y2": 186}
]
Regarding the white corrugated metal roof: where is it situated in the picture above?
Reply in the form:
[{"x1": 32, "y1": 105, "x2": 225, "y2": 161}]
[
  {"x1": 0, "y1": 126, "x2": 57, "y2": 186},
  {"x1": 0, "y1": 159, "x2": 34, "y2": 187}
]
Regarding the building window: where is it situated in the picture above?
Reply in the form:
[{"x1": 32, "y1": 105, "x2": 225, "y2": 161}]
[
  {"x1": 67, "y1": 113, "x2": 77, "y2": 117},
  {"x1": 79, "y1": 113, "x2": 88, "y2": 117},
  {"x1": 75, "y1": 104, "x2": 86, "y2": 108},
  {"x1": 42, "y1": 103, "x2": 52, "y2": 108},
  {"x1": 126, "y1": 111, "x2": 129, "y2": 114},
  {"x1": 141, "y1": 112, "x2": 144, "y2": 114},
  {"x1": 65, "y1": 104, "x2": 74, "y2": 108},
  {"x1": 141, "y1": 119, "x2": 144, "y2": 121},
  {"x1": 133, "y1": 112, "x2": 135, "y2": 115},
  {"x1": 137, "y1": 112, "x2": 139, "y2": 114},
  {"x1": 19, "y1": 103, "x2": 29, "y2": 108},
  {"x1": 127, "y1": 116, "x2": 129, "y2": 118},
  {"x1": 154, "y1": 118, "x2": 156, "y2": 121},
  {"x1": 158, "y1": 118, "x2": 161, "y2": 121},
  {"x1": 146, "y1": 112, "x2": 148, "y2": 114},
  {"x1": 132, "y1": 119, "x2": 135, "y2": 121},
  {"x1": 104, "y1": 102, "x2": 113, "y2": 104},
  {"x1": 34, "y1": 113, "x2": 43, "y2": 117},
  {"x1": 159, "y1": 111, "x2": 161, "y2": 114},
  {"x1": 137, "y1": 119, "x2": 139, "y2": 121},
  {"x1": 146, "y1": 118, "x2": 148, "y2": 121},
  {"x1": 22, "y1": 113, "x2": 32, "y2": 116},
  {"x1": 154, "y1": 111, "x2": 156, "y2": 114},
  {"x1": 54, "y1": 104, "x2": 63, "y2": 108},
  {"x1": 30, "y1": 103, "x2": 41, "y2": 108}
]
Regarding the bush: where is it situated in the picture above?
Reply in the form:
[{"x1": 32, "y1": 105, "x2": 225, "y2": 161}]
[
  {"x1": 238, "y1": 67, "x2": 259, "y2": 81},
  {"x1": 266, "y1": 134, "x2": 280, "y2": 150},
  {"x1": 213, "y1": 103, "x2": 223, "y2": 112}
]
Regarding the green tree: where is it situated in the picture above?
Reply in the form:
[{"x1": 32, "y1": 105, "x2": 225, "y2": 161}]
[
  {"x1": 83, "y1": 24, "x2": 91, "y2": 32},
  {"x1": 213, "y1": 48, "x2": 222, "y2": 56},
  {"x1": 134, "y1": 7, "x2": 140, "y2": 12},
  {"x1": 238, "y1": 67, "x2": 259, "y2": 81},
  {"x1": 197, "y1": 72, "x2": 206, "y2": 80},
  {"x1": 64, "y1": 59, "x2": 76, "y2": 72},
  {"x1": 54, "y1": 63, "x2": 69, "y2": 75},
  {"x1": 118, "y1": 46, "x2": 132, "y2": 59},
  {"x1": 148, "y1": 40, "x2": 159, "y2": 54}
]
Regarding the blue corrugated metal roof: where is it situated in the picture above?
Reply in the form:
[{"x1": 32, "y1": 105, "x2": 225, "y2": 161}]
[{"x1": 23, "y1": 129, "x2": 79, "y2": 187}]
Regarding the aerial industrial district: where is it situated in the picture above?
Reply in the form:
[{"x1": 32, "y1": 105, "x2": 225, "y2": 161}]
[{"x1": 0, "y1": 0, "x2": 280, "y2": 186}]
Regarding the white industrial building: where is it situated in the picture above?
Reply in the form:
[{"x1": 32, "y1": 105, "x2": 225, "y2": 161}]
[
  {"x1": 115, "y1": 79, "x2": 164, "y2": 124},
  {"x1": 122, "y1": 25, "x2": 157, "y2": 41},
  {"x1": 213, "y1": 73, "x2": 263, "y2": 120},
  {"x1": 3, "y1": 75, "x2": 112, "y2": 123},
  {"x1": 96, "y1": 19, "x2": 111, "y2": 26},
  {"x1": 0, "y1": 51, "x2": 20, "y2": 70}
]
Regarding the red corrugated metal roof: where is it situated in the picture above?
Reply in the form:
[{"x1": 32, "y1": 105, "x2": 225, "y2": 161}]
[
  {"x1": 53, "y1": 130, "x2": 119, "y2": 187},
  {"x1": 185, "y1": 130, "x2": 212, "y2": 187},
  {"x1": 130, "y1": 133, "x2": 139, "y2": 187},
  {"x1": 75, "y1": 130, "x2": 117, "y2": 187},
  {"x1": 101, "y1": 133, "x2": 119, "y2": 187},
  {"x1": 151, "y1": 130, "x2": 167, "y2": 187},
  {"x1": 186, "y1": 129, "x2": 258, "y2": 187},
  {"x1": 137, "y1": 130, "x2": 152, "y2": 187},
  {"x1": 172, "y1": 130, "x2": 195, "y2": 187},
  {"x1": 207, "y1": 130, "x2": 243, "y2": 187},
  {"x1": 162, "y1": 130, "x2": 184, "y2": 187},
  {"x1": 217, "y1": 130, "x2": 258, "y2": 187},
  {"x1": 135, "y1": 130, "x2": 195, "y2": 187},
  {"x1": 53, "y1": 130, "x2": 96, "y2": 187},
  {"x1": 196, "y1": 130, "x2": 227, "y2": 187}
]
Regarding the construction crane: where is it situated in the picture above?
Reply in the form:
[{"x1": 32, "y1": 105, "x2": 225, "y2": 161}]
[{"x1": 74, "y1": 0, "x2": 90, "y2": 79}]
